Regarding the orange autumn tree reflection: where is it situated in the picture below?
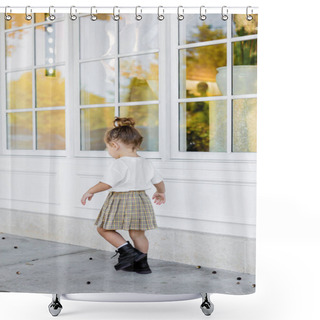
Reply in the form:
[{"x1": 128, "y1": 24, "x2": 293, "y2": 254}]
[
  {"x1": 118, "y1": 53, "x2": 159, "y2": 151},
  {"x1": 7, "y1": 70, "x2": 66, "y2": 149}
]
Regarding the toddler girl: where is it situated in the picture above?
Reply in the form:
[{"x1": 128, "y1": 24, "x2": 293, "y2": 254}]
[{"x1": 81, "y1": 117, "x2": 165, "y2": 274}]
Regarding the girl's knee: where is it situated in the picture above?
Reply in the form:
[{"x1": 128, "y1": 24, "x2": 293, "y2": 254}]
[
  {"x1": 97, "y1": 227, "x2": 114, "y2": 234},
  {"x1": 129, "y1": 230, "x2": 145, "y2": 239}
]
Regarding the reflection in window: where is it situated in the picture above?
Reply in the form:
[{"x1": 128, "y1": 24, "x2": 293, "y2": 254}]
[
  {"x1": 5, "y1": 14, "x2": 66, "y2": 151},
  {"x1": 179, "y1": 14, "x2": 227, "y2": 45},
  {"x1": 119, "y1": 14, "x2": 158, "y2": 54},
  {"x1": 179, "y1": 44, "x2": 227, "y2": 98},
  {"x1": 233, "y1": 39, "x2": 257, "y2": 95},
  {"x1": 36, "y1": 110, "x2": 65, "y2": 150},
  {"x1": 6, "y1": 71, "x2": 32, "y2": 110},
  {"x1": 36, "y1": 67, "x2": 65, "y2": 108},
  {"x1": 5, "y1": 13, "x2": 32, "y2": 29},
  {"x1": 233, "y1": 98, "x2": 257, "y2": 152},
  {"x1": 120, "y1": 104, "x2": 159, "y2": 151},
  {"x1": 232, "y1": 14, "x2": 258, "y2": 37},
  {"x1": 119, "y1": 53, "x2": 159, "y2": 102},
  {"x1": 80, "y1": 60, "x2": 115, "y2": 105},
  {"x1": 35, "y1": 22, "x2": 65, "y2": 66},
  {"x1": 5, "y1": 29, "x2": 33, "y2": 70},
  {"x1": 7, "y1": 112, "x2": 33, "y2": 150},
  {"x1": 34, "y1": 13, "x2": 65, "y2": 23},
  {"x1": 80, "y1": 14, "x2": 115, "y2": 60},
  {"x1": 80, "y1": 107, "x2": 115, "y2": 151},
  {"x1": 179, "y1": 100, "x2": 227, "y2": 152}
]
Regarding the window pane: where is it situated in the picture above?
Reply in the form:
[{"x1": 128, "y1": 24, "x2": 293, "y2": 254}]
[
  {"x1": 179, "y1": 44, "x2": 227, "y2": 98},
  {"x1": 232, "y1": 39, "x2": 257, "y2": 95},
  {"x1": 119, "y1": 104, "x2": 159, "y2": 151},
  {"x1": 6, "y1": 29, "x2": 33, "y2": 70},
  {"x1": 80, "y1": 60, "x2": 115, "y2": 105},
  {"x1": 35, "y1": 22, "x2": 65, "y2": 65},
  {"x1": 7, "y1": 112, "x2": 33, "y2": 150},
  {"x1": 179, "y1": 100, "x2": 227, "y2": 152},
  {"x1": 119, "y1": 14, "x2": 158, "y2": 54},
  {"x1": 36, "y1": 110, "x2": 65, "y2": 150},
  {"x1": 36, "y1": 67, "x2": 65, "y2": 108},
  {"x1": 233, "y1": 98, "x2": 257, "y2": 152},
  {"x1": 232, "y1": 14, "x2": 258, "y2": 37},
  {"x1": 34, "y1": 13, "x2": 65, "y2": 23},
  {"x1": 80, "y1": 107, "x2": 115, "y2": 151},
  {"x1": 179, "y1": 14, "x2": 227, "y2": 45},
  {"x1": 6, "y1": 71, "x2": 32, "y2": 110},
  {"x1": 5, "y1": 14, "x2": 32, "y2": 29},
  {"x1": 119, "y1": 53, "x2": 158, "y2": 102},
  {"x1": 80, "y1": 14, "x2": 115, "y2": 60}
]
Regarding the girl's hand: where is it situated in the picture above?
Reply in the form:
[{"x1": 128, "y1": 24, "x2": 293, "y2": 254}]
[
  {"x1": 152, "y1": 192, "x2": 166, "y2": 205},
  {"x1": 81, "y1": 192, "x2": 94, "y2": 205}
]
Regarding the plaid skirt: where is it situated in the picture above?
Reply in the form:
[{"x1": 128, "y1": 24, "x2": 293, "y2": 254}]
[{"x1": 94, "y1": 190, "x2": 158, "y2": 230}]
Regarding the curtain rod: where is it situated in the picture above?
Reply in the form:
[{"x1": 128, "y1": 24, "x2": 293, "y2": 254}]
[{"x1": 0, "y1": 6, "x2": 259, "y2": 15}]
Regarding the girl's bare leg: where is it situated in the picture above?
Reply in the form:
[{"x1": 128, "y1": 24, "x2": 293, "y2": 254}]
[
  {"x1": 129, "y1": 230, "x2": 149, "y2": 254},
  {"x1": 97, "y1": 227, "x2": 127, "y2": 248}
]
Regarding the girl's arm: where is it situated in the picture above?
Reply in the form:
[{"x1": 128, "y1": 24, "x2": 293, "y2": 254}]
[
  {"x1": 89, "y1": 182, "x2": 112, "y2": 194},
  {"x1": 152, "y1": 181, "x2": 166, "y2": 205},
  {"x1": 154, "y1": 181, "x2": 165, "y2": 193},
  {"x1": 81, "y1": 182, "x2": 111, "y2": 205}
]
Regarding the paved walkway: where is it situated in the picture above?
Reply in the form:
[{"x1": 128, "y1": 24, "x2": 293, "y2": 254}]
[{"x1": 0, "y1": 233, "x2": 255, "y2": 295}]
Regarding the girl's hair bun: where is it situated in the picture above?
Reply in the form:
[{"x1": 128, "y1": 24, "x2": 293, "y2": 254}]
[{"x1": 113, "y1": 117, "x2": 135, "y2": 128}]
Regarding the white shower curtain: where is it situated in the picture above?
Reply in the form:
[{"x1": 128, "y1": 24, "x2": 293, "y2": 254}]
[{"x1": 0, "y1": 5, "x2": 258, "y2": 317}]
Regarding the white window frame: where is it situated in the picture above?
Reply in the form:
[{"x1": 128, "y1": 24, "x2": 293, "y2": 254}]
[
  {"x1": 73, "y1": 13, "x2": 164, "y2": 159},
  {"x1": 0, "y1": 12, "x2": 257, "y2": 162},
  {"x1": 0, "y1": 14, "x2": 70, "y2": 157},
  {"x1": 170, "y1": 14, "x2": 257, "y2": 161}
]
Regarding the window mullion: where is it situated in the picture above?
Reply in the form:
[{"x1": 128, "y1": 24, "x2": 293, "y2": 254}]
[
  {"x1": 115, "y1": 19, "x2": 119, "y2": 117},
  {"x1": 32, "y1": 15, "x2": 36, "y2": 151},
  {"x1": 227, "y1": 14, "x2": 232, "y2": 153},
  {"x1": 66, "y1": 14, "x2": 74, "y2": 157},
  {"x1": 74, "y1": 15, "x2": 82, "y2": 154}
]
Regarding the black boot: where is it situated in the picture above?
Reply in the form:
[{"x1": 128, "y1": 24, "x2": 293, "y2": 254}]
[
  {"x1": 122, "y1": 251, "x2": 152, "y2": 274},
  {"x1": 111, "y1": 241, "x2": 146, "y2": 271}
]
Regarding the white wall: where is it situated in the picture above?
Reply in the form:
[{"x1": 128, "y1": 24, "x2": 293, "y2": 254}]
[{"x1": 0, "y1": 155, "x2": 256, "y2": 239}]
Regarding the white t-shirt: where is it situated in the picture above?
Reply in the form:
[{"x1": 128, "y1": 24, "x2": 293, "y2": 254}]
[{"x1": 99, "y1": 156, "x2": 163, "y2": 192}]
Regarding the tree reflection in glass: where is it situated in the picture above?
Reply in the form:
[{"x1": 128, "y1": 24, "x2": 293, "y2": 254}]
[
  {"x1": 80, "y1": 107, "x2": 115, "y2": 151},
  {"x1": 120, "y1": 104, "x2": 159, "y2": 151},
  {"x1": 179, "y1": 44, "x2": 227, "y2": 99},
  {"x1": 119, "y1": 53, "x2": 159, "y2": 102},
  {"x1": 179, "y1": 100, "x2": 227, "y2": 152},
  {"x1": 7, "y1": 112, "x2": 33, "y2": 150}
]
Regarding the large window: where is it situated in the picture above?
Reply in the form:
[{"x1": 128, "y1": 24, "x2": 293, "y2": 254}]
[
  {"x1": 4, "y1": 13, "x2": 66, "y2": 152},
  {"x1": 1, "y1": 11, "x2": 257, "y2": 160},
  {"x1": 78, "y1": 14, "x2": 159, "y2": 154},
  {"x1": 176, "y1": 13, "x2": 257, "y2": 157}
]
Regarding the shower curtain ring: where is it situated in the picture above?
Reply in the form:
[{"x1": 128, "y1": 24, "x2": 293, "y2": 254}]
[
  {"x1": 113, "y1": 6, "x2": 120, "y2": 21},
  {"x1": 200, "y1": 5, "x2": 207, "y2": 20},
  {"x1": 135, "y1": 6, "x2": 142, "y2": 20},
  {"x1": 177, "y1": 6, "x2": 184, "y2": 21},
  {"x1": 246, "y1": 6, "x2": 253, "y2": 21},
  {"x1": 5, "y1": 6, "x2": 12, "y2": 21},
  {"x1": 158, "y1": 6, "x2": 165, "y2": 21},
  {"x1": 49, "y1": 6, "x2": 56, "y2": 21},
  {"x1": 221, "y1": 6, "x2": 228, "y2": 21},
  {"x1": 70, "y1": 6, "x2": 77, "y2": 20},
  {"x1": 25, "y1": 6, "x2": 32, "y2": 21},
  {"x1": 90, "y1": 6, "x2": 97, "y2": 21}
]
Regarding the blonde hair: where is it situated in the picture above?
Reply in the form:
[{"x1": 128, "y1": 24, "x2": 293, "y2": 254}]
[{"x1": 104, "y1": 117, "x2": 143, "y2": 150}]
